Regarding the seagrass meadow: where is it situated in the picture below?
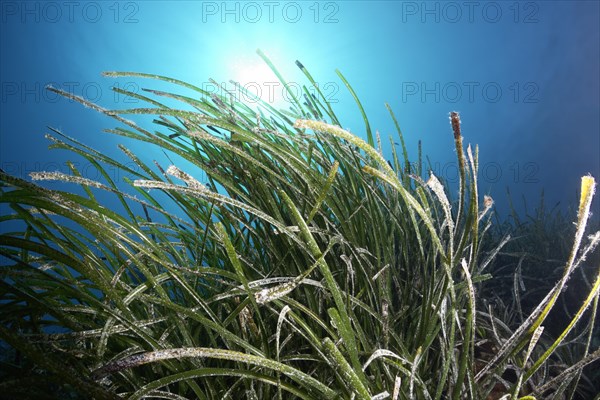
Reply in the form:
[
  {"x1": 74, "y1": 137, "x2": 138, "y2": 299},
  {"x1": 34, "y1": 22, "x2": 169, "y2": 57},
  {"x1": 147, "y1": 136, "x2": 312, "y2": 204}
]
[{"x1": 1, "y1": 51, "x2": 599, "y2": 399}]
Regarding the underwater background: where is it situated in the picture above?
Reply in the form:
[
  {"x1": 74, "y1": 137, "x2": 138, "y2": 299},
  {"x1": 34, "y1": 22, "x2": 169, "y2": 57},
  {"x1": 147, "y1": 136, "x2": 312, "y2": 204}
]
[
  {"x1": 1, "y1": 2, "x2": 600, "y2": 399},
  {"x1": 1, "y1": 0, "x2": 598, "y2": 220}
]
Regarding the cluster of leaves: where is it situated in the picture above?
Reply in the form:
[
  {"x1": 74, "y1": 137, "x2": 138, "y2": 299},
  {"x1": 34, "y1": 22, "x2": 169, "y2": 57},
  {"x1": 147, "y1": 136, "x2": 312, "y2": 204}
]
[
  {"x1": 1, "y1": 50, "x2": 599, "y2": 399},
  {"x1": 480, "y1": 198, "x2": 600, "y2": 398}
]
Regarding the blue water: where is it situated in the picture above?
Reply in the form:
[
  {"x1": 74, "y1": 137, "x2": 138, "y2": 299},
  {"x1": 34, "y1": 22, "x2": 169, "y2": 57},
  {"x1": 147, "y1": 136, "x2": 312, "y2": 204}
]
[{"x1": 1, "y1": 1, "x2": 599, "y2": 220}]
